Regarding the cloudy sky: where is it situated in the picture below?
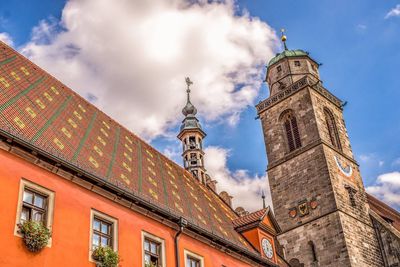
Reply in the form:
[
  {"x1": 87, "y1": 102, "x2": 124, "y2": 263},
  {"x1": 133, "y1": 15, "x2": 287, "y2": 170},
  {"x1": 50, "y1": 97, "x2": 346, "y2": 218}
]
[{"x1": 0, "y1": 0, "x2": 399, "y2": 212}]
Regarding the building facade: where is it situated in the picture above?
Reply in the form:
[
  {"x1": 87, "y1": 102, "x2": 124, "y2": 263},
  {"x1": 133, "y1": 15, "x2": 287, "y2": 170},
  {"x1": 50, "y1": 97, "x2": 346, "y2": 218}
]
[{"x1": 0, "y1": 40, "x2": 285, "y2": 267}]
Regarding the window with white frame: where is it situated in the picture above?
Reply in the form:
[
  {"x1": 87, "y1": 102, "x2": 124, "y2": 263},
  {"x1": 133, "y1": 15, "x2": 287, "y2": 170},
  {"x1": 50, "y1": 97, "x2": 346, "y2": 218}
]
[
  {"x1": 187, "y1": 256, "x2": 200, "y2": 267},
  {"x1": 21, "y1": 188, "x2": 48, "y2": 223},
  {"x1": 14, "y1": 179, "x2": 55, "y2": 246},
  {"x1": 184, "y1": 250, "x2": 204, "y2": 267},
  {"x1": 89, "y1": 210, "x2": 118, "y2": 260},
  {"x1": 142, "y1": 231, "x2": 166, "y2": 267},
  {"x1": 92, "y1": 216, "x2": 113, "y2": 249}
]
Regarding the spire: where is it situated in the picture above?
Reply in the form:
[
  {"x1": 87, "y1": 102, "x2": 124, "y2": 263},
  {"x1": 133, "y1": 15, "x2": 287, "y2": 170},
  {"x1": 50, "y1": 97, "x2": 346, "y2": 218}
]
[
  {"x1": 281, "y1": 28, "x2": 288, "y2": 51},
  {"x1": 185, "y1": 77, "x2": 193, "y2": 103},
  {"x1": 182, "y1": 77, "x2": 197, "y2": 117},
  {"x1": 261, "y1": 190, "x2": 266, "y2": 209}
]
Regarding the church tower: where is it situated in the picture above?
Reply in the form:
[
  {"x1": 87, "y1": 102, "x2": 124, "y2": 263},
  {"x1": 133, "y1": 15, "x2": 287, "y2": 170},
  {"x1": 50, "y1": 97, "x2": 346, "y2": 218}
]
[
  {"x1": 178, "y1": 78, "x2": 208, "y2": 185},
  {"x1": 256, "y1": 31, "x2": 384, "y2": 266}
]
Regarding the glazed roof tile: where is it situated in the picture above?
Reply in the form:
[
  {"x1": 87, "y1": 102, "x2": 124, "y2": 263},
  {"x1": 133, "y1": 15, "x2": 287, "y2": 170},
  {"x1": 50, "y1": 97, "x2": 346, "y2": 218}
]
[
  {"x1": 232, "y1": 208, "x2": 269, "y2": 228},
  {"x1": 0, "y1": 41, "x2": 254, "y2": 252}
]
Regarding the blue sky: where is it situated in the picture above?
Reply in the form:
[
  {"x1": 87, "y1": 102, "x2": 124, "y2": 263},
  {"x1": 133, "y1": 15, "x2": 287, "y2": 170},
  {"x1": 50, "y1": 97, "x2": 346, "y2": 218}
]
[{"x1": 1, "y1": 0, "x2": 399, "y2": 210}]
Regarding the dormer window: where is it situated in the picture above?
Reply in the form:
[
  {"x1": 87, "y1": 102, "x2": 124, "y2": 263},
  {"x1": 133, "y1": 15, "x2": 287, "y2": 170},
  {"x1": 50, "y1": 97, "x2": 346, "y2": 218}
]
[
  {"x1": 294, "y1": 61, "x2": 301, "y2": 67},
  {"x1": 277, "y1": 65, "x2": 282, "y2": 72}
]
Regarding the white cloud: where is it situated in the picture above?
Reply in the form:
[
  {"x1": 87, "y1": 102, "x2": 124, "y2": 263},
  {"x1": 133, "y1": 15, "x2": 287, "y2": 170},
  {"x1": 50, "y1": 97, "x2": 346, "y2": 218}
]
[
  {"x1": 204, "y1": 146, "x2": 271, "y2": 212},
  {"x1": 359, "y1": 154, "x2": 372, "y2": 162},
  {"x1": 355, "y1": 24, "x2": 367, "y2": 32},
  {"x1": 0, "y1": 32, "x2": 13, "y2": 46},
  {"x1": 392, "y1": 157, "x2": 400, "y2": 166},
  {"x1": 358, "y1": 153, "x2": 385, "y2": 168},
  {"x1": 162, "y1": 142, "x2": 182, "y2": 163},
  {"x1": 20, "y1": 0, "x2": 279, "y2": 140},
  {"x1": 367, "y1": 172, "x2": 400, "y2": 210},
  {"x1": 385, "y1": 4, "x2": 400, "y2": 19}
]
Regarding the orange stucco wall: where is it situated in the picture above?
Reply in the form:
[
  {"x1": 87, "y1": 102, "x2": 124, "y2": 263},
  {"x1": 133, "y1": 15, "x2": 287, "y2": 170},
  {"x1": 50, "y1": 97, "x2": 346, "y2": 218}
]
[
  {"x1": 0, "y1": 148, "x2": 254, "y2": 267},
  {"x1": 241, "y1": 228, "x2": 277, "y2": 264}
]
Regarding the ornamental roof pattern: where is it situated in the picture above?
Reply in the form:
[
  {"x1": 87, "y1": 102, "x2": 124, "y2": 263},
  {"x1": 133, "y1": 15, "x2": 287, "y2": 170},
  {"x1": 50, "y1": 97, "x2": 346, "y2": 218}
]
[
  {"x1": 232, "y1": 208, "x2": 269, "y2": 228},
  {"x1": 0, "y1": 41, "x2": 253, "y2": 252}
]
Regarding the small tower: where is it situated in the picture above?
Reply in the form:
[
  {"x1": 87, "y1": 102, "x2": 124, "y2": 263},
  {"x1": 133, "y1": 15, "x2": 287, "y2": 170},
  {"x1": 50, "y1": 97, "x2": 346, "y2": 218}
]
[{"x1": 178, "y1": 77, "x2": 207, "y2": 184}]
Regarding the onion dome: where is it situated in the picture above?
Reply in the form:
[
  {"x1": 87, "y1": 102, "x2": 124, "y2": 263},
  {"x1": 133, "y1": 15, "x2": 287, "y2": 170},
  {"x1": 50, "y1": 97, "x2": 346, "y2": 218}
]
[{"x1": 182, "y1": 99, "x2": 197, "y2": 117}]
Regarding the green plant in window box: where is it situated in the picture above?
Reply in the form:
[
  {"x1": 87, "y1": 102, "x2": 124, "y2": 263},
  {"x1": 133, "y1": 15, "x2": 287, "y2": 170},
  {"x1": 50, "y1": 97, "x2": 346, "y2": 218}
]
[
  {"x1": 17, "y1": 220, "x2": 51, "y2": 252},
  {"x1": 145, "y1": 262, "x2": 157, "y2": 267},
  {"x1": 92, "y1": 246, "x2": 119, "y2": 267}
]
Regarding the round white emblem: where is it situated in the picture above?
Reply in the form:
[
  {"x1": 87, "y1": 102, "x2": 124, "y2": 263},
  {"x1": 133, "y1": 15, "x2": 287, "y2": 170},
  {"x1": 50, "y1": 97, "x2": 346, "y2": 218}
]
[{"x1": 261, "y1": 238, "x2": 273, "y2": 259}]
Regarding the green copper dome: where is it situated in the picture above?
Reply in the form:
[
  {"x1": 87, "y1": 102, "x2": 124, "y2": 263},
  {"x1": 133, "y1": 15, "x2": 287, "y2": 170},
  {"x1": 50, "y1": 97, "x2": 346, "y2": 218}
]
[{"x1": 268, "y1": 49, "x2": 308, "y2": 67}]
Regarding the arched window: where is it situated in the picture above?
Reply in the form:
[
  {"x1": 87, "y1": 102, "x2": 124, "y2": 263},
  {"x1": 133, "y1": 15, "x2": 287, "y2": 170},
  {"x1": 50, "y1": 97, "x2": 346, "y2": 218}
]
[
  {"x1": 281, "y1": 110, "x2": 302, "y2": 152},
  {"x1": 324, "y1": 108, "x2": 342, "y2": 150}
]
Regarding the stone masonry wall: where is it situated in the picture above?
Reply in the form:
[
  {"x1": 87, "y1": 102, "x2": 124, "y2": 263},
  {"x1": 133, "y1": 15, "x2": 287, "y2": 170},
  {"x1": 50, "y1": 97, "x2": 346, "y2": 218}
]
[
  {"x1": 309, "y1": 90, "x2": 353, "y2": 161},
  {"x1": 339, "y1": 211, "x2": 384, "y2": 266},
  {"x1": 260, "y1": 87, "x2": 319, "y2": 164},
  {"x1": 267, "y1": 145, "x2": 336, "y2": 232},
  {"x1": 278, "y1": 211, "x2": 351, "y2": 266}
]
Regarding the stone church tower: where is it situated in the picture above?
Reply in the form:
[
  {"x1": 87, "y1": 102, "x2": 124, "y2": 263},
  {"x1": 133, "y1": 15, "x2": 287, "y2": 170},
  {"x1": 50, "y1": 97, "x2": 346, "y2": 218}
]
[{"x1": 256, "y1": 32, "x2": 384, "y2": 266}]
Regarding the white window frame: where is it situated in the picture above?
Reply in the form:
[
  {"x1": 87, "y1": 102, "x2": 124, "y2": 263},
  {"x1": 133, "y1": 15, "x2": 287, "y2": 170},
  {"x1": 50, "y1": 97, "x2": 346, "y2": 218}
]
[
  {"x1": 89, "y1": 209, "x2": 118, "y2": 262},
  {"x1": 184, "y1": 249, "x2": 204, "y2": 267},
  {"x1": 14, "y1": 178, "x2": 55, "y2": 247},
  {"x1": 141, "y1": 231, "x2": 166, "y2": 267}
]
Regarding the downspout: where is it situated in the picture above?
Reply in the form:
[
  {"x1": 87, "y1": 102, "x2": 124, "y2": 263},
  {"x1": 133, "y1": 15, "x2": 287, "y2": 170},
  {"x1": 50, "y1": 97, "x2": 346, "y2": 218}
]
[{"x1": 175, "y1": 217, "x2": 188, "y2": 267}]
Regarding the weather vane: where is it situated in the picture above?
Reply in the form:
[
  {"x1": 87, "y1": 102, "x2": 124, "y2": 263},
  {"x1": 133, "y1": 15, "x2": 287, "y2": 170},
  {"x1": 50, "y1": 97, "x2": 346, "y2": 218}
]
[{"x1": 281, "y1": 28, "x2": 288, "y2": 50}]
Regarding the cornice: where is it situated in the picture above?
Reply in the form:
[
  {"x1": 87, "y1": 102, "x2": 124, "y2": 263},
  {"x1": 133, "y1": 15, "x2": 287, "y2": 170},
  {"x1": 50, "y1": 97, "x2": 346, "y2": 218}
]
[{"x1": 256, "y1": 76, "x2": 342, "y2": 115}]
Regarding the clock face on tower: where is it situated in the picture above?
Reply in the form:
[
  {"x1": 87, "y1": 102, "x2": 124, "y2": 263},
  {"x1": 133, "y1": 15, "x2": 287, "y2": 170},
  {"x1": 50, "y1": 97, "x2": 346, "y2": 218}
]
[{"x1": 261, "y1": 238, "x2": 273, "y2": 259}]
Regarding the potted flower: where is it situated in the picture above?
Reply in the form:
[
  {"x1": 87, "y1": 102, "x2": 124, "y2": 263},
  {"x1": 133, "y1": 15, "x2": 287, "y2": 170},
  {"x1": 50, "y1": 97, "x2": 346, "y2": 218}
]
[
  {"x1": 17, "y1": 220, "x2": 51, "y2": 252},
  {"x1": 92, "y1": 246, "x2": 119, "y2": 267}
]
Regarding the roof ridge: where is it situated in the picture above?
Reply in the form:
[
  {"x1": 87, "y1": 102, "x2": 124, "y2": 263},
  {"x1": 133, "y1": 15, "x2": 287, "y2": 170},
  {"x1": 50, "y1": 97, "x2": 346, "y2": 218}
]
[{"x1": 367, "y1": 193, "x2": 400, "y2": 219}]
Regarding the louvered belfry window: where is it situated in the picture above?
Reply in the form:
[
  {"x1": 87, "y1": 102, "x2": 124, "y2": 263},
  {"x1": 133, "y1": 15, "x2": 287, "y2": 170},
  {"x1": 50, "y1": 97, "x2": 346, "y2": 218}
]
[
  {"x1": 282, "y1": 110, "x2": 302, "y2": 152},
  {"x1": 324, "y1": 108, "x2": 342, "y2": 151}
]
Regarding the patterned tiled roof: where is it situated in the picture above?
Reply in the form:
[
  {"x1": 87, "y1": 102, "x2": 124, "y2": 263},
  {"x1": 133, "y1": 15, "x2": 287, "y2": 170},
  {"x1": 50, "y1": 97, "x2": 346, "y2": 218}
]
[
  {"x1": 232, "y1": 208, "x2": 269, "y2": 228},
  {"x1": 0, "y1": 41, "x2": 253, "y2": 252}
]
